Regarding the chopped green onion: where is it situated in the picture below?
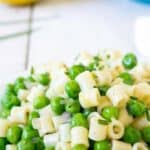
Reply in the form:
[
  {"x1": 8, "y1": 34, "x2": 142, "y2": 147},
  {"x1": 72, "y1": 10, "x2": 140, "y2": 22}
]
[
  {"x1": 98, "y1": 119, "x2": 110, "y2": 125},
  {"x1": 146, "y1": 109, "x2": 150, "y2": 121}
]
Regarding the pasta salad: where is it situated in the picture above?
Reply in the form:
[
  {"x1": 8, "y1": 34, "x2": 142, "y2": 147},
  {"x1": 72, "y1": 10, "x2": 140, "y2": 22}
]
[{"x1": 0, "y1": 50, "x2": 150, "y2": 150}]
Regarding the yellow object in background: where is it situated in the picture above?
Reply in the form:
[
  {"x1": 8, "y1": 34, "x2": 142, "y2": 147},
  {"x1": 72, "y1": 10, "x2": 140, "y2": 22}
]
[{"x1": 0, "y1": 0, "x2": 38, "y2": 5}]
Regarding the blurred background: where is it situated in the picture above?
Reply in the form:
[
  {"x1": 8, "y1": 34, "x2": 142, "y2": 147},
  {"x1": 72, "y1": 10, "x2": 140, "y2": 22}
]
[{"x1": 0, "y1": 0, "x2": 150, "y2": 82}]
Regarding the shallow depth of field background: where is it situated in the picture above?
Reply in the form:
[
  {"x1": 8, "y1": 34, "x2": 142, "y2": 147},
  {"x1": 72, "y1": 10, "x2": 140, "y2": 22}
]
[{"x1": 0, "y1": 0, "x2": 150, "y2": 82}]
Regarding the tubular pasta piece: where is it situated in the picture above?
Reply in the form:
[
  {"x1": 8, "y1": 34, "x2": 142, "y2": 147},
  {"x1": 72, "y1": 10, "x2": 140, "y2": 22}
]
[
  {"x1": 46, "y1": 70, "x2": 70, "y2": 98},
  {"x1": 89, "y1": 116, "x2": 107, "y2": 141},
  {"x1": 132, "y1": 142, "x2": 148, "y2": 150},
  {"x1": 71, "y1": 126, "x2": 89, "y2": 148},
  {"x1": 52, "y1": 112, "x2": 71, "y2": 130},
  {"x1": 79, "y1": 88, "x2": 100, "y2": 108},
  {"x1": 6, "y1": 145, "x2": 17, "y2": 150},
  {"x1": 8, "y1": 106, "x2": 29, "y2": 124},
  {"x1": 0, "y1": 119, "x2": 10, "y2": 137},
  {"x1": 32, "y1": 116, "x2": 55, "y2": 136},
  {"x1": 106, "y1": 84, "x2": 130, "y2": 107},
  {"x1": 112, "y1": 140, "x2": 132, "y2": 150},
  {"x1": 27, "y1": 85, "x2": 45, "y2": 102},
  {"x1": 75, "y1": 71, "x2": 96, "y2": 91},
  {"x1": 132, "y1": 115, "x2": 150, "y2": 129},
  {"x1": 39, "y1": 105, "x2": 56, "y2": 117},
  {"x1": 118, "y1": 107, "x2": 133, "y2": 126},
  {"x1": 97, "y1": 96, "x2": 112, "y2": 113},
  {"x1": 17, "y1": 89, "x2": 29, "y2": 102},
  {"x1": 56, "y1": 142, "x2": 71, "y2": 150},
  {"x1": 88, "y1": 112, "x2": 101, "y2": 121},
  {"x1": 59, "y1": 123, "x2": 71, "y2": 142},
  {"x1": 130, "y1": 64, "x2": 150, "y2": 82},
  {"x1": 44, "y1": 132, "x2": 59, "y2": 147},
  {"x1": 93, "y1": 68, "x2": 113, "y2": 85},
  {"x1": 108, "y1": 119, "x2": 124, "y2": 140},
  {"x1": 133, "y1": 82, "x2": 150, "y2": 107}
]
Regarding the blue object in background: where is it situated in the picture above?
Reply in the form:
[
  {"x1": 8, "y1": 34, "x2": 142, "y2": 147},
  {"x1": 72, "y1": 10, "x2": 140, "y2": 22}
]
[{"x1": 134, "y1": 0, "x2": 150, "y2": 4}]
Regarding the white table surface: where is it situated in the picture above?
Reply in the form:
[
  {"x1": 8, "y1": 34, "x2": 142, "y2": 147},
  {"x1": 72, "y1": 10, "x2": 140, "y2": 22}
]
[{"x1": 0, "y1": 0, "x2": 150, "y2": 82}]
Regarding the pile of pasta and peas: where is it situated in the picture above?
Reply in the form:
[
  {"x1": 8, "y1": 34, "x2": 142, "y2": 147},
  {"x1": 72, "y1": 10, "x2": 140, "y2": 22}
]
[{"x1": 0, "y1": 50, "x2": 150, "y2": 150}]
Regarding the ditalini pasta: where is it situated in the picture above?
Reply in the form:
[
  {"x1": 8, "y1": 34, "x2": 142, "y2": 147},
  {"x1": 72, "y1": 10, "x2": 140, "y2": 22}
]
[
  {"x1": 52, "y1": 112, "x2": 71, "y2": 130},
  {"x1": 89, "y1": 115, "x2": 107, "y2": 141},
  {"x1": 44, "y1": 132, "x2": 59, "y2": 147},
  {"x1": 132, "y1": 142, "x2": 148, "y2": 150},
  {"x1": 8, "y1": 106, "x2": 29, "y2": 124},
  {"x1": 32, "y1": 116, "x2": 55, "y2": 136},
  {"x1": 133, "y1": 82, "x2": 150, "y2": 106},
  {"x1": 97, "y1": 96, "x2": 112, "y2": 112},
  {"x1": 27, "y1": 85, "x2": 46, "y2": 102},
  {"x1": 59, "y1": 123, "x2": 71, "y2": 142},
  {"x1": 71, "y1": 126, "x2": 89, "y2": 148},
  {"x1": 46, "y1": 70, "x2": 70, "y2": 98},
  {"x1": 112, "y1": 140, "x2": 132, "y2": 150},
  {"x1": 0, "y1": 50, "x2": 149, "y2": 150},
  {"x1": 75, "y1": 71, "x2": 96, "y2": 91},
  {"x1": 39, "y1": 105, "x2": 56, "y2": 117},
  {"x1": 118, "y1": 107, "x2": 133, "y2": 126},
  {"x1": 79, "y1": 88, "x2": 100, "y2": 108},
  {"x1": 17, "y1": 89, "x2": 29, "y2": 102},
  {"x1": 0, "y1": 119, "x2": 10, "y2": 137},
  {"x1": 56, "y1": 142, "x2": 71, "y2": 150},
  {"x1": 132, "y1": 115, "x2": 150, "y2": 129},
  {"x1": 6, "y1": 145, "x2": 17, "y2": 150},
  {"x1": 108, "y1": 119, "x2": 124, "y2": 139},
  {"x1": 93, "y1": 68, "x2": 113, "y2": 85},
  {"x1": 106, "y1": 84, "x2": 129, "y2": 107}
]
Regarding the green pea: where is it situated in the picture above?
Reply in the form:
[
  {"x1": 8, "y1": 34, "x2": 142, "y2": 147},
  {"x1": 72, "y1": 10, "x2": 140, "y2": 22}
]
[
  {"x1": 87, "y1": 56, "x2": 102, "y2": 71},
  {"x1": 17, "y1": 140, "x2": 35, "y2": 150},
  {"x1": 15, "y1": 77, "x2": 25, "y2": 83},
  {"x1": 72, "y1": 144, "x2": 87, "y2": 150},
  {"x1": 1, "y1": 92, "x2": 20, "y2": 109},
  {"x1": 119, "y1": 72, "x2": 134, "y2": 85},
  {"x1": 34, "y1": 137, "x2": 45, "y2": 150},
  {"x1": 68, "y1": 64, "x2": 85, "y2": 79},
  {"x1": 26, "y1": 76, "x2": 35, "y2": 82},
  {"x1": 0, "y1": 138, "x2": 7, "y2": 150},
  {"x1": 0, "y1": 108, "x2": 10, "y2": 118},
  {"x1": 94, "y1": 140, "x2": 111, "y2": 150},
  {"x1": 33, "y1": 95, "x2": 49, "y2": 109},
  {"x1": 101, "y1": 106, "x2": 119, "y2": 121},
  {"x1": 51, "y1": 96, "x2": 65, "y2": 115},
  {"x1": 122, "y1": 53, "x2": 137, "y2": 69},
  {"x1": 65, "y1": 100, "x2": 80, "y2": 114},
  {"x1": 126, "y1": 99, "x2": 146, "y2": 117},
  {"x1": 6, "y1": 125, "x2": 22, "y2": 144},
  {"x1": 5, "y1": 84, "x2": 15, "y2": 94},
  {"x1": 71, "y1": 113, "x2": 88, "y2": 128},
  {"x1": 14, "y1": 77, "x2": 26, "y2": 93},
  {"x1": 65, "y1": 80, "x2": 80, "y2": 99},
  {"x1": 123, "y1": 126, "x2": 141, "y2": 144},
  {"x1": 141, "y1": 126, "x2": 150, "y2": 144},
  {"x1": 98, "y1": 85, "x2": 110, "y2": 96},
  {"x1": 14, "y1": 82, "x2": 26, "y2": 94},
  {"x1": 45, "y1": 146, "x2": 55, "y2": 150},
  {"x1": 37, "y1": 73, "x2": 50, "y2": 85},
  {"x1": 28, "y1": 111, "x2": 39, "y2": 125},
  {"x1": 83, "y1": 107, "x2": 97, "y2": 118},
  {"x1": 22, "y1": 126, "x2": 39, "y2": 140}
]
